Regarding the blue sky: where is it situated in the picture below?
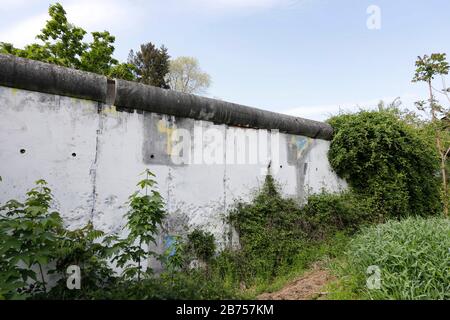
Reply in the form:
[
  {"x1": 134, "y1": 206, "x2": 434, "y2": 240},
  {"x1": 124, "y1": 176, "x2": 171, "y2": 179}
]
[{"x1": 1, "y1": 0, "x2": 449, "y2": 120}]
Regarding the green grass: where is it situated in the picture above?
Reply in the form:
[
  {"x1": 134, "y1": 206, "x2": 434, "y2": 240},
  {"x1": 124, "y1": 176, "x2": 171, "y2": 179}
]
[
  {"x1": 327, "y1": 217, "x2": 450, "y2": 300},
  {"x1": 243, "y1": 231, "x2": 351, "y2": 298}
]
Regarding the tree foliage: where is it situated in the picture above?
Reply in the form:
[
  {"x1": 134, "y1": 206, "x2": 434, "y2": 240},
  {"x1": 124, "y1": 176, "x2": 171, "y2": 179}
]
[
  {"x1": 128, "y1": 43, "x2": 170, "y2": 88},
  {"x1": 166, "y1": 56, "x2": 211, "y2": 94},
  {"x1": 413, "y1": 53, "x2": 449, "y2": 83},
  {"x1": 328, "y1": 110, "x2": 441, "y2": 218},
  {"x1": 108, "y1": 63, "x2": 137, "y2": 81},
  {"x1": 412, "y1": 53, "x2": 450, "y2": 217}
]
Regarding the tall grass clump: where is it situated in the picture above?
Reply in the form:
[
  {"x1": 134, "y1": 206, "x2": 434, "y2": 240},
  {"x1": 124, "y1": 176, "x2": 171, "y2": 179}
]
[{"x1": 342, "y1": 217, "x2": 450, "y2": 300}]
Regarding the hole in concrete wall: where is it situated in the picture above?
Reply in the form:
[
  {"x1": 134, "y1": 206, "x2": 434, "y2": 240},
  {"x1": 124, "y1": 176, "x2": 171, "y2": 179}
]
[
  {"x1": 20, "y1": 149, "x2": 26, "y2": 154},
  {"x1": 279, "y1": 165, "x2": 283, "y2": 168},
  {"x1": 150, "y1": 154, "x2": 155, "y2": 159},
  {"x1": 72, "y1": 153, "x2": 77, "y2": 157},
  {"x1": 303, "y1": 162, "x2": 308, "y2": 174}
]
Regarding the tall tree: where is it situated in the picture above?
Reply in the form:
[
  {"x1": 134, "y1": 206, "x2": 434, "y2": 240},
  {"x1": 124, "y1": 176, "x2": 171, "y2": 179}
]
[
  {"x1": 413, "y1": 53, "x2": 450, "y2": 217},
  {"x1": 166, "y1": 56, "x2": 211, "y2": 94},
  {"x1": 128, "y1": 42, "x2": 170, "y2": 88},
  {"x1": 36, "y1": 2, "x2": 87, "y2": 69}
]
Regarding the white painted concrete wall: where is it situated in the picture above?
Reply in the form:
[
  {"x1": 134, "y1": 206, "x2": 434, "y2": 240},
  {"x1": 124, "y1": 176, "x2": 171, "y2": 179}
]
[{"x1": 0, "y1": 86, "x2": 346, "y2": 255}]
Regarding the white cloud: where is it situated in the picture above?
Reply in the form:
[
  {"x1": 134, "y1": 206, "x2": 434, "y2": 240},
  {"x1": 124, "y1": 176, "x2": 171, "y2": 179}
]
[
  {"x1": 63, "y1": 0, "x2": 139, "y2": 31},
  {"x1": 0, "y1": 13, "x2": 47, "y2": 47}
]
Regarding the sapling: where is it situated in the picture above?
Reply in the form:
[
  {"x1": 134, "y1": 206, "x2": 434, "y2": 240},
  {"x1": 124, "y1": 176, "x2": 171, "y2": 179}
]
[{"x1": 111, "y1": 169, "x2": 166, "y2": 281}]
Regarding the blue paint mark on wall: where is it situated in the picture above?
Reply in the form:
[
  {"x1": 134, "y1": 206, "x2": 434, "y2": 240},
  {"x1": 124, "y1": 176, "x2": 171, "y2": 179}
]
[{"x1": 164, "y1": 235, "x2": 176, "y2": 257}]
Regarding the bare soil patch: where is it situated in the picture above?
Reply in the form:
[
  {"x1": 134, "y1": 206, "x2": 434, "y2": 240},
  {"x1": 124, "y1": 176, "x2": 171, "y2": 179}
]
[{"x1": 258, "y1": 266, "x2": 335, "y2": 300}]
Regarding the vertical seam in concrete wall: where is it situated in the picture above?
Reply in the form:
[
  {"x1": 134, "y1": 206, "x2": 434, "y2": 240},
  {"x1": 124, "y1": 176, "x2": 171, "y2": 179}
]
[
  {"x1": 296, "y1": 140, "x2": 314, "y2": 204},
  {"x1": 89, "y1": 102, "x2": 103, "y2": 221},
  {"x1": 167, "y1": 167, "x2": 172, "y2": 214},
  {"x1": 105, "y1": 79, "x2": 116, "y2": 105},
  {"x1": 223, "y1": 126, "x2": 229, "y2": 247}
]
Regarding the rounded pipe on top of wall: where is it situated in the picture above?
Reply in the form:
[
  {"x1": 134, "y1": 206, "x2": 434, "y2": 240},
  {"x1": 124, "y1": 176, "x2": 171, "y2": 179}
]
[
  {"x1": 0, "y1": 53, "x2": 108, "y2": 103},
  {"x1": 0, "y1": 53, "x2": 333, "y2": 140},
  {"x1": 114, "y1": 80, "x2": 333, "y2": 140}
]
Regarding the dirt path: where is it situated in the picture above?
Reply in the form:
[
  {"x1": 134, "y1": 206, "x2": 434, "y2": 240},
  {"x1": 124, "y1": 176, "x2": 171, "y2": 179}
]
[{"x1": 258, "y1": 266, "x2": 335, "y2": 300}]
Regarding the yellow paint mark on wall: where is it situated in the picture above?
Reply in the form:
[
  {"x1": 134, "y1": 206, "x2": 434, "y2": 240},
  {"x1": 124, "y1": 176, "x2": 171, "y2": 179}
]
[
  {"x1": 102, "y1": 105, "x2": 118, "y2": 114},
  {"x1": 157, "y1": 119, "x2": 176, "y2": 155}
]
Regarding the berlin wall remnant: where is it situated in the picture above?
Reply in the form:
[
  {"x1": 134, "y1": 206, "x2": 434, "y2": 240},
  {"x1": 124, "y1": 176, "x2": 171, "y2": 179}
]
[
  {"x1": 0, "y1": 54, "x2": 345, "y2": 257},
  {"x1": 0, "y1": 54, "x2": 333, "y2": 140}
]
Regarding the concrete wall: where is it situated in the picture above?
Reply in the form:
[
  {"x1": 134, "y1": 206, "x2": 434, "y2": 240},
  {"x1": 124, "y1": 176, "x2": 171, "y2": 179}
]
[{"x1": 0, "y1": 55, "x2": 346, "y2": 256}]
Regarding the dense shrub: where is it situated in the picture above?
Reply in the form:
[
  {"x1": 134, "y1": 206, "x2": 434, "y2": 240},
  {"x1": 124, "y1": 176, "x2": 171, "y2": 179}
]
[
  {"x1": 41, "y1": 269, "x2": 238, "y2": 300},
  {"x1": 41, "y1": 222, "x2": 116, "y2": 300},
  {"x1": 300, "y1": 192, "x2": 375, "y2": 240},
  {"x1": 0, "y1": 180, "x2": 65, "y2": 299},
  {"x1": 1, "y1": 173, "x2": 172, "y2": 300},
  {"x1": 186, "y1": 229, "x2": 216, "y2": 263},
  {"x1": 328, "y1": 110, "x2": 441, "y2": 218},
  {"x1": 228, "y1": 174, "x2": 369, "y2": 284},
  {"x1": 229, "y1": 174, "x2": 306, "y2": 281},
  {"x1": 342, "y1": 217, "x2": 450, "y2": 299}
]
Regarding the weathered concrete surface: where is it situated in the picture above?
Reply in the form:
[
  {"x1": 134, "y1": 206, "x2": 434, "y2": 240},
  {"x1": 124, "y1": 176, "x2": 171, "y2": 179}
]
[
  {"x1": 0, "y1": 87, "x2": 99, "y2": 229},
  {"x1": 0, "y1": 86, "x2": 346, "y2": 253}
]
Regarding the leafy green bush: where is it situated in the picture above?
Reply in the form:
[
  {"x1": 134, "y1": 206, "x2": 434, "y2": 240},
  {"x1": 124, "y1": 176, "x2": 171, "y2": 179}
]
[
  {"x1": 341, "y1": 217, "x2": 450, "y2": 300},
  {"x1": 186, "y1": 229, "x2": 216, "y2": 263},
  {"x1": 300, "y1": 192, "x2": 375, "y2": 240},
  {"x1": 328, "y1": 110, "x2": 441, "y2": 218},
  {"x1": 108, "y1": 169, "x2": 166, "y2": 281},
  {"x1": 0, "y1": 180, "x2": 64, "y2": 299},
  {"x1": 229, "y1": 174, "x2": 306, "y2": 282},
  {"x1": 0, "y1": 171, "x2": 168, "y2": 300},
  {"x1": 0, "y1": 180, "x2": 117, "y2": 300},
  {"x1": 91, "y1": 269, "x2": 239, "y2": 300},
  {"x1": 43, "y1": 222, "x2": 115, "y2": 300}
]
